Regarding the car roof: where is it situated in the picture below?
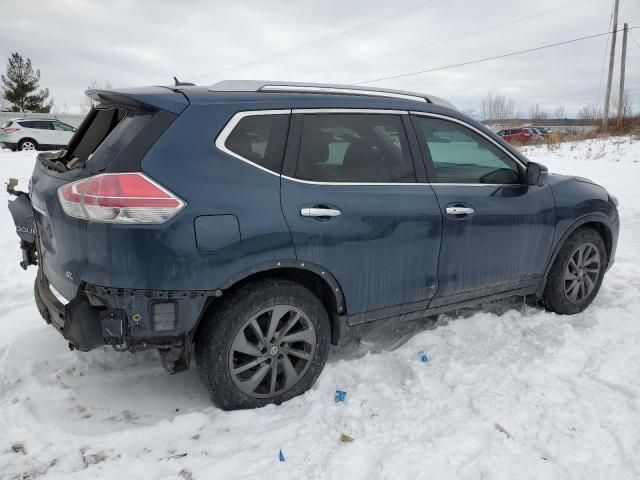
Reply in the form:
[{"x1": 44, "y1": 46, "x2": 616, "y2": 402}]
[
  {"x1": 174, "y1": 80, "x2": 456, "y2": 110},
  {"x1": 13, "y1": 118, "x2": 59, "y2": 122}
]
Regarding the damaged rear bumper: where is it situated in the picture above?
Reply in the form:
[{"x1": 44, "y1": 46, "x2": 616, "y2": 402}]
[
  {"x1": 34, "y1": 269, "x2": 109, "y2": 351},
  {"x1": 33, "y1": 268, "x2": 209, "y2": 367}
]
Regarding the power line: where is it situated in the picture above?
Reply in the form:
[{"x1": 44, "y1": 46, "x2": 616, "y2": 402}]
[
  {"x1": 629, "y1": 31, "x2": 640, "y2": 49},
  {"x1": 353, "y1": 27, "x2": 637, "y2": 85},
  {"x1": 312, "y1": 0, "x2": 594, "y2": 77},
  {"x1": 187, "y1": 0, "x2": 452, "y2": 82}
]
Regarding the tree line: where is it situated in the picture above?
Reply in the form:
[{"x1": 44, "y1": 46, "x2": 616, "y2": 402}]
[{"x1": 479, "y1": 91, "x2": 635, "y2": 125}]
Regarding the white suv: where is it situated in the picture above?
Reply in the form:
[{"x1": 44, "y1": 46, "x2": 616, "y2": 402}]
[{"x1": 0, "y1": 118, "x2": 77, "y2": 151}]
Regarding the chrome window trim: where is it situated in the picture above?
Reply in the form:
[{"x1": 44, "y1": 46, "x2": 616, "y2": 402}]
[
  {"x1": 214, "y1": 109, "x2": 526, "y2": 187},
  {"x1": 214, "y1": 109, "x2": 291, "y2": 178},
  {"x1": 261, "y1": 85, "x2": 428, "y2": 103},
  {"x1": 409, "y1": 111, "x2": 527, "y2": 170},
  {"x1": 292, "y1": 108, "x2": 408, "y2": 115},
  {"x1": 281, "y1": 176, "x2": 428, "y2": 186}
]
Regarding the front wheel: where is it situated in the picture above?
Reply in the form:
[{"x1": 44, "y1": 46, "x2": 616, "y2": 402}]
[
  {"x1": 195, "y1": 280, "x2": 331, "y2": 410},
  {"x1": 543, "y1": 227, "x2": 607, "y2": 314}
]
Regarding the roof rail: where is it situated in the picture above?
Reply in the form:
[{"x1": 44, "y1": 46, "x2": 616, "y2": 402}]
[{"x1": 208, "y1": 80, "x2": 456, "y2": 109}]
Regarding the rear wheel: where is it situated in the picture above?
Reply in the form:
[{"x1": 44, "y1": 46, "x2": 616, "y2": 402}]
[
  {"x1": 196, "y1": 280, "x2": 331, "y2": 410},
  {"x1": 18, "y1": 139, "x2": 38, "y2": 151},
  {"x1": 543, "y1": 227, "x2": 606, "y2": 314}
]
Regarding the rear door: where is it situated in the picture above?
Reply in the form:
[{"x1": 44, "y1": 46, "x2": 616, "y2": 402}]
[
  {"x1": 281, "y1": 110, "x2": 442, "y2": 322},
  {"x1": 32, "y1": 120, "x2": 56, "y2": 147},
  {"x1": 410, "y1": 113, "x2": 555, "y2": 306}
]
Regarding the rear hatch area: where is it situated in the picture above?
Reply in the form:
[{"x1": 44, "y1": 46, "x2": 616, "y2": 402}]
[{"x1": 7, "y1": 87, "x2": 187, "y2": 309}]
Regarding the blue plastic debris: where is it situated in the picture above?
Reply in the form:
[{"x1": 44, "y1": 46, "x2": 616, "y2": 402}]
[
  {"x1": 418, "y1": 351, "x2": 429, "y2": 363},
  {"x1": 335, "y1": 389, "x2": 347, "y2": 403},
  {"x1": 279, "y1": 449, "x2": 285, "y2": 462}
]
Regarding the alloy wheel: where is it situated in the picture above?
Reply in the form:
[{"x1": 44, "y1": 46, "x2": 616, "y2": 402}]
[
  {"x1": 228, "y1": 305, "x2": 316, "y2": 398},
  {"x1": 20, "y1": 141, "x2": 36, "y2": 151},
  {"x1": 564, "y1": 242, "x2": 601, "y2": 303}
]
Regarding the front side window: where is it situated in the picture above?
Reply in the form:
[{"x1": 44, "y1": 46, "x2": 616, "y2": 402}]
[
  {"x1": 412, "y1": 116, "x2": 520, "y2": 184},
  {"x1": 53, "y1": 121, "x2": 75, "y2": 132},
  {"x1": 224, "y1": 114, "x2": 289, "y2": 174},
  {"x1": 295, "y1": 114, "x2": 415, "y2": 183}
]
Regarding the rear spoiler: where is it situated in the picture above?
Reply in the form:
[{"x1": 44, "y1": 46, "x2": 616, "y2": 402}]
[{"x1": 85, "y1": 87, "x2": 189, "y2": 115}]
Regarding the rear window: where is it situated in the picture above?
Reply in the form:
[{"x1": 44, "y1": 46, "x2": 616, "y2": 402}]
[
  {"x1": 223, "y1": 114, "x2": 290, "y2": 174},
  {"x1": 68, "y1": 108, "x2": 127, "y2": 163},
  {"x1": 88, "y1": 112, "x2": 153, "y2": 165},
  {"x1": 59, "y1": 106, "x2": 175, "y2": 172}
]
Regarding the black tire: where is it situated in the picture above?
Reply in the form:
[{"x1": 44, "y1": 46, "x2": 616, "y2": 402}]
[
  {"x1": 195, "y1": 279, "x2": 331, "y2": 410},
  {"x1": 543, "y1": 227, "x2": 607, "y2": 314},
  {"x1": 18, "y1": 138, "x2": 38, "y2": 151}
]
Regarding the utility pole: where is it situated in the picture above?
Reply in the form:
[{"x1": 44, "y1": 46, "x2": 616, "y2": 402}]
[
  {"x1": 602, "y1": 0, "x2": 620, "y2": 130},
  {"x1": 616, "y1": 23, "x2": 628, "y2": 129}
]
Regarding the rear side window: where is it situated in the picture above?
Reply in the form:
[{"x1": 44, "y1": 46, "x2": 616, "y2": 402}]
[
  {"x1": 31, "y1": 121, "x2": 53, "y2": 130},
  {"x1": 223, "y1": 114, "x2": 289, "y2": 173},
  {"x1": 295, "y1": 114, "x2": 415, "y2": 183},
  {"x1": 1, "y1": 121, "x2": 12, "y2": 128}
]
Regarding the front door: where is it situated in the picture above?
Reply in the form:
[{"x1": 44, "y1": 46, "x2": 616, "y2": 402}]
[
  {"x1": 410, "y1": 113, "x2": 556, "y2": 306},
  {"x1": 281, "y1": 111, "x2": 442, "y2": 322}
]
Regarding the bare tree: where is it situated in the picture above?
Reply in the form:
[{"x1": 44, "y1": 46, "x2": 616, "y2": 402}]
[
  {"x1": 528, "y1": 104, "x2": 548, "y2": 121},
  {"x1": 553, "y1": 105, "x2": 566, "y2": 119},
  {"x1": 480, "y1": 92, "x2": 514, "y2": 122},
  {"x1": 51, "y1": 100, "x2": 70, "y2": 116},
  {"x1": 609, "y1": 90, "x2": 633, "y2": 120},
  {"x1": 81, "y1": 80, "x2": 112, "y2": 113},
  {"x1": 577, "y1": 104, "x2": 601, "y2": 122}
]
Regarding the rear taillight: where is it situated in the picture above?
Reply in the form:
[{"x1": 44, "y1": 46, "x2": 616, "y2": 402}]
[
  {"x1": 57, "y1": 173, "x2": 185, "y2": 224},
  {"x1": 1, "y1": 128, "x2": 20, "y2": 133}
]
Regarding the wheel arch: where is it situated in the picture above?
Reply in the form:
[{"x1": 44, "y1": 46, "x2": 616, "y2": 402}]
[
  {"x1": 191, "y1": 261, "x2": 347, "y2": 346},
  {"x1": 537, "y1": 214, "x2": 614, "y2": 296},
  {"x1": 18, "y1": 137, "x2": 39, "y2": 149}
]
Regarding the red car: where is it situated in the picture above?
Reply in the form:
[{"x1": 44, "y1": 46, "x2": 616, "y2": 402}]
[{"x1": 496, "y1": 128, "x2": 532, "y2": 143}]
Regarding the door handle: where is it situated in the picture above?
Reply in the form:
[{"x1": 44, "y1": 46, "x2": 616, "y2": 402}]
[
  {"x1": 445, "y1": 206, "x2": 474, "y2": 215},
  {"x1": 300, "y1": 207, "x2": 342, "y2": 218}
]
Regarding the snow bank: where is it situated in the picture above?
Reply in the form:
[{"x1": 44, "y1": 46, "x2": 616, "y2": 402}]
[{"x1": 0, "y1": 137, "x2": 639, "y2": 479}]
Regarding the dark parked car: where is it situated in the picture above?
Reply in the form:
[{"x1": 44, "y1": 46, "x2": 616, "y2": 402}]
[{"x1": 8, "y1": 81, "x2": 619, "y2": 409}]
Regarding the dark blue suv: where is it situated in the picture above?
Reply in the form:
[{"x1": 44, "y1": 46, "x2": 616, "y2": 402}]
[{"x1": 8, "y1": 81, "x2": 619, "y2": 409}]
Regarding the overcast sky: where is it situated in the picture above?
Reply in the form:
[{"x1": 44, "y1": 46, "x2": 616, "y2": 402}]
[{"x1": 1, "y1": 0, "x2": 638, "y2": 116}]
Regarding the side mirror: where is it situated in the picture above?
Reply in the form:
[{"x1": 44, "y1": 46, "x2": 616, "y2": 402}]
[{"x1": 526, "y1": 162, "x2": 548, "y2": 186}]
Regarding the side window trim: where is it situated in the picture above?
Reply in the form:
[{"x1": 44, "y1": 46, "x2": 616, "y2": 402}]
[
  {"x1": 409, "y1": 111, "x2": 526, "y2": 182},
  {"x1": 215, "y1": 109, "x2": 526, "y2": 186},
  {"x1": 214, "y1": 109, "x2": 292, "y2": 177}
]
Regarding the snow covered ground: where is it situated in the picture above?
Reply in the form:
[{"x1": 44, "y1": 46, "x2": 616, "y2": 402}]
[{"x1": 0, "y1": 136, "x2": 639, "y2": 479}]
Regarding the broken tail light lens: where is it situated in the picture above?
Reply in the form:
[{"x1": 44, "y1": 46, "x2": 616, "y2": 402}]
[{"x1": 57, "y1": 172, "x2": 185, "y2": 224}]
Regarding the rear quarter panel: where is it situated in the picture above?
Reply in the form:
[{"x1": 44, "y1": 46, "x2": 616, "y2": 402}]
[{"x1": 110, "y1": 103, "x2": 296, "y2": 291}]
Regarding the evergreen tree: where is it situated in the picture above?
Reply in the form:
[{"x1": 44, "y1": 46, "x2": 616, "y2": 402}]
[{"x1": 1, "y1": 52, "x2": 53, "y2": 113}]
